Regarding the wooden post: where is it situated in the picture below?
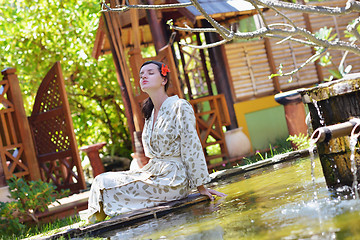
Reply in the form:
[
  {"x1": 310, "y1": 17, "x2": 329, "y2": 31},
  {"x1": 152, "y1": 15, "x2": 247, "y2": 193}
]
[
  {"x1": 1, "y1": 68, "x2": 41, "y2": 180},
  {"x1": 145, "y1": 0, "x2": 168, "y2": 52},
  {"x1": 80, "y1": 142, "x2": 106, "y2": 177},
  {"x1": 178, "y1": 42, "x2": 193, "y2": 99},
  {"x1": 0, "y1": 157, "x2": 6, "y2": 187},
  {"x1": 202, "y1": 21, "x2": 238, "y2": 130},
  {"x1": 264, "y1": 38, "x2": 281, "y2": 93},
  {"x1": 196, "y1": 32, "x2": 213, "y2": 96},
  {"x1": 102, "y1": 11, "x2": 136, "y2": 147}
]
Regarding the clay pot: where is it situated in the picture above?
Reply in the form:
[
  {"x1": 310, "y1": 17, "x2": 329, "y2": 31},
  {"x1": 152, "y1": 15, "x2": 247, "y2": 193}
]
[{"x1": 224, "y1": 127, "x2": 251, "y2": 158}]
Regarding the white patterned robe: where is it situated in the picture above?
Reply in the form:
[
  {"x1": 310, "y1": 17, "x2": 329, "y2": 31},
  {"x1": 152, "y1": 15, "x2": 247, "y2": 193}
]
[{"x1": 87, "y1": 95, "x2": 211, "y2": 220}]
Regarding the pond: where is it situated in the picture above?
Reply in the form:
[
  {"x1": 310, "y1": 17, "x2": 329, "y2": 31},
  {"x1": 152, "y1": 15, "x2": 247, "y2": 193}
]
[{"x1": 94, "y1": 157, "x2": 360, "y2": 239}]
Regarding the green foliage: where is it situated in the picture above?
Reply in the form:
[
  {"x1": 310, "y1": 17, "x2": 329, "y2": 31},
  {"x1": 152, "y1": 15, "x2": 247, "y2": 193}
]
[
  {"x1": 0, "y1": 0, "x2": 132, "y2": 159},
  {"x1": 313, "y1": 27, "x2": 353, "y2": 81},
  {"x1": 287, "y1": 133, "x2": 311, "y2": 150},
  {"x1": 269, "y1": 63, "x2": 282, "y2": 79},
  {"x1": 344, "y1": 19, "x2": 360, "y2": 42},
  {"x1": 313, "y1": 27, "x2": 337, "y2": 67},
  {"x1": 241, "y1": 138, "x2": 292, "y2": 165},
  {"x1": 0, "y1": 176, "x2": 69, "y2": 236},
  {"x1": 2, "y1": 215, "x2": 81, "y2": 240}
]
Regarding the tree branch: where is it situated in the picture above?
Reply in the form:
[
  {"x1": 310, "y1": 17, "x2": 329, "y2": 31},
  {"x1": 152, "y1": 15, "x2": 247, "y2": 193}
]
[
  {"x1": 100, "y1": 0, "x2": 360, "y2": 78},
  {"x1": 101, "y1": 1, "x2": 192, "y2": 12},
  {"x1": 276, "y1": 47, "x2": 328, "y2": 78},
  {"x1": 253, "y1": 0, "x2": 360, "y2": 16}
]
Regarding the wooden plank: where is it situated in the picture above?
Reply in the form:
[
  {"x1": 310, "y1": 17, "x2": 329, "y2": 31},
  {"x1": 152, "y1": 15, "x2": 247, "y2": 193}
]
[
  {"x1": 0, "y1": 113, "x2": 9, "y2": 146},
  {"x1": 5, "y1": 111, "x2": 18, "y2": 144}
]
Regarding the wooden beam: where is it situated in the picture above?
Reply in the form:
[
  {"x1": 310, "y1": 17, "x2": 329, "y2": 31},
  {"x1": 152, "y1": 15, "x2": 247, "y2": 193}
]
[
  {"x1": 130, "y1": 0, "x2": 141, "y2": 50},
  {"x1": 264, "y1": 38, "x2": 281, "y2": 93},
  {"x1": 195, "y1": 32, "x2": 213, "y2": 96},
  {"x1": 145, "y1": 0, "x2": 168, "y2": 52},
  {"x1": 92, "y1": 16, "x2": 106, "y2": 59},
  {"x1": 177, "y1": 42, "x2": 193, "y2": 99},
  {"x1": 202, "y1": 21, "x2": 238, "y2": 130},
  {"x1": 102, "y1": 10, "x2": 136, "y2": 146}
]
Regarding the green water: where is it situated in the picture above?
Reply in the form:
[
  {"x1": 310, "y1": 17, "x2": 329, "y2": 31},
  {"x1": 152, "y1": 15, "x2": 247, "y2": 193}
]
[{"x1": 99, "y1": 157, "x2": 360, "y2": 239}]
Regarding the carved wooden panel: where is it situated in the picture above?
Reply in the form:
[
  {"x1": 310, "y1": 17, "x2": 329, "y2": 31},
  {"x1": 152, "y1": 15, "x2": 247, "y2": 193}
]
[{"x1": 28, "y1": 62, "x2": 85, "y2": 193}]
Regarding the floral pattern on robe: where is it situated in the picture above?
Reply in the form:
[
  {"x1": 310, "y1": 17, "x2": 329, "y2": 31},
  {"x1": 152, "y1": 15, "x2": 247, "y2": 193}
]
[{"x1": 87, "y1": 95, "x2": 210, "y2": 220}]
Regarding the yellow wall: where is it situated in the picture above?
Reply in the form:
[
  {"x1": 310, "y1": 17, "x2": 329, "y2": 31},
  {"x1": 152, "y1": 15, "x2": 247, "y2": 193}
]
[{"x1": 234, "y1": 95, "x2": 283, "y2": 149}]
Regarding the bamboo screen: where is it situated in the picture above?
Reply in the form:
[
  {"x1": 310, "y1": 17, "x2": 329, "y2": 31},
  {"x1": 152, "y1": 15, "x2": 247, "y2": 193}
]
[
  {"x1": 225, "y1": 40, "x2": 274, "y2": 100},
  {"x1": 225, "y1": 0, "x2": 360, "y2": 101},
  {"x1": 264, "y1": 6, "x2": 318, "y2": 91},
  {"x1": 307, "y1": 0, "x2": 360, "y2": 75}
]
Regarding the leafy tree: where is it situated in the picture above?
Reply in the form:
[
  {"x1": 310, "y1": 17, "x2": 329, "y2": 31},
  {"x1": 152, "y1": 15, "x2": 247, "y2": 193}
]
[{"x1": 0, "y1": 0, "x2": 132, "y2": 159}]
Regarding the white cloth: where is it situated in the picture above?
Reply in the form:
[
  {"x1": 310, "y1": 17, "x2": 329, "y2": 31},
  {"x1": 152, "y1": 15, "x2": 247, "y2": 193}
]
[
  {"x1": 87, "y1": 95, "x2": 211, "y2": 219},
  {"x1": 129, "y1": 158, "x2": 141, "y2": 171}
]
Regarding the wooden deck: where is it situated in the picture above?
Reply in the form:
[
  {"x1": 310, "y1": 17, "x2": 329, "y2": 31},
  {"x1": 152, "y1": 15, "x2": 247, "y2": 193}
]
[{"x1": 22, "y1": 190, "x2": 90, "y2": 225}]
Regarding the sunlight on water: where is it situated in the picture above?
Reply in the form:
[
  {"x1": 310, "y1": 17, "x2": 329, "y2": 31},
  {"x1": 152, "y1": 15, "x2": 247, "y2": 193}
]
[{"x1": 98, "y1": 157, "x2": 360, "y2": 240}]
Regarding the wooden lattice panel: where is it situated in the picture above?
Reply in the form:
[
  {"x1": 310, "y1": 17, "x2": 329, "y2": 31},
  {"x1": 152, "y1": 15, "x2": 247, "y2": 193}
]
[
  {"x1": 37, "y1": 77, "x2": 62, "y2": 113},
  {"x1": 28, "y1": 62, "x2": 85, "y2": 193},
  {"x1": 31, "y1": 115, "x2": 71, "y2": 155},
  {"x1": 0, "y1": 80, "x2": 29, "y2": 179}
]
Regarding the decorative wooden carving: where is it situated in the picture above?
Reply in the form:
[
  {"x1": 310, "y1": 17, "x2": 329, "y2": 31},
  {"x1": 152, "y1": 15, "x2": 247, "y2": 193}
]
[
  {"x1": 0, "y1": 68, "x2": 40, "y2": 184},
  {"x1": 28, "y1": 62, "x2": 85, "y2": 193}
]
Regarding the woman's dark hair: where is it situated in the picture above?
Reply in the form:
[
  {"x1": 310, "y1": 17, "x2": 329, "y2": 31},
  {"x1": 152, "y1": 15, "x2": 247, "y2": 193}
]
[{"x1": 140, "y1": 60, "x2": 170, "y2": 120}]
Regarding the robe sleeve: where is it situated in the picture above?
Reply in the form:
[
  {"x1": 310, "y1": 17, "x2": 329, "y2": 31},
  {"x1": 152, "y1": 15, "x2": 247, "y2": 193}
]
[{"x1": 177, "y1": 100, "x2": 211, "y2": 188}]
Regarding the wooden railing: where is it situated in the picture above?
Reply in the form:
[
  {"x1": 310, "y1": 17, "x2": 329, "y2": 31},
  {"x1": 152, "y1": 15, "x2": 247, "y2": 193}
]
[
  {"x1": 0, "y1": 68, "x2": 41, "y2": 185},
  {"x1": 0, "y1": 63, "x2": 85, "y2": 194},
  {"x1": 190, "y1": 94, "x2": 231, "y2": 169}
]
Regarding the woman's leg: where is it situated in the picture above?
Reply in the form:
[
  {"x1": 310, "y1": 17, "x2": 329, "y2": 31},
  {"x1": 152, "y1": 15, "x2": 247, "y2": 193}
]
[{"x1": 95, "y1": 202, "x2": 107, "y2": 221}]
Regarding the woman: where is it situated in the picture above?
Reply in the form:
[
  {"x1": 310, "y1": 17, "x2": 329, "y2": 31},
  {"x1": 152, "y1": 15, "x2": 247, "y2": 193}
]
[{"x1": 87, "y1": 60, "x2": 226, "y2": 222}]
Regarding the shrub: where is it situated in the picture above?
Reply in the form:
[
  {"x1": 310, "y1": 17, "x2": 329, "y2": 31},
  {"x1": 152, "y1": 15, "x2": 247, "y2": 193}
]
[
  {"x1": 287, "y1": 133, "x2": 311, "y2": 150},
  {"x1": 0, "y1": 176, "x2": 69, "y2": 236}
]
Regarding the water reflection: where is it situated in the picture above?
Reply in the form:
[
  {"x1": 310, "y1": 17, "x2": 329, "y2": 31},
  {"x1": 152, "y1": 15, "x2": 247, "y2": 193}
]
[
  {"x1": 102, "y1": 202, "x2": 225, "y2": 240},
  {"x1": 95, "y1": 158, "x2": 360, "y2": 239}
]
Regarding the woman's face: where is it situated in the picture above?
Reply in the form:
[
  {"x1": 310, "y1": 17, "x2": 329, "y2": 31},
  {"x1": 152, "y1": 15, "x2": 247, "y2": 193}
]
[{"x1": 139, "y1": 63, "x2": 166, "y2": 93}]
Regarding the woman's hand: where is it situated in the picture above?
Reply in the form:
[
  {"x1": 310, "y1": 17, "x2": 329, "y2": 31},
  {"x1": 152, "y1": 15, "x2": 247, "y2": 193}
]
[{"x1": 197, "y1": 185, "x2": 227, "y2": 201}]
